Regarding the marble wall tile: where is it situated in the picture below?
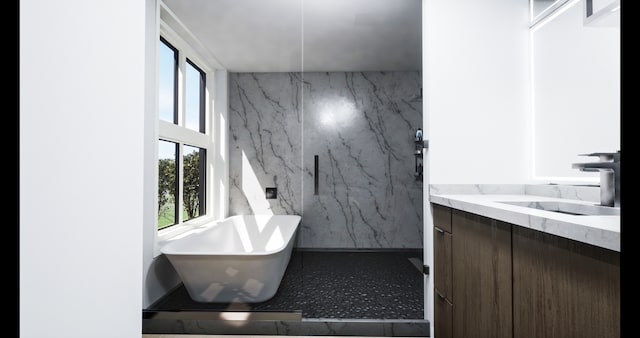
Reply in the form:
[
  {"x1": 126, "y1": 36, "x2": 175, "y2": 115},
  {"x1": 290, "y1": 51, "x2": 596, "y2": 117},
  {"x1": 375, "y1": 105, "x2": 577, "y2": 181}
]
[
  {"x1": 228, "y1": 73, "x2": 303, "y2": 216},
  {"x1": 229, "y1": 71, "x2": 423, "y2": 249},
  {"x1": 301, "y1": 72, "x2": 423, "y2": 248}
]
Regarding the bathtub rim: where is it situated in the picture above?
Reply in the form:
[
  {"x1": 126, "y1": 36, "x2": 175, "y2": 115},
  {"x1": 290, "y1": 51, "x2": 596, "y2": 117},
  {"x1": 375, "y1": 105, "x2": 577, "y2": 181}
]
[{"x1": 159, "y1": 214, "x2": 301, "y2": 257}]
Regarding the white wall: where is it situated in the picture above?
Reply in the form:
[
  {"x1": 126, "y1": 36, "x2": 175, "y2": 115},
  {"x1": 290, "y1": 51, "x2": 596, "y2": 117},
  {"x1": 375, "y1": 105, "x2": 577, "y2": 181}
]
[
  {"x1": 421, "y1": 0, "x2": 433, "y2": 332},
  {"x1": 422, "y1": 0, "x2": 529, "y2": 335},
  {"x1": 213, "y1": 70, "x2": 230, "y2": 220},
  {"x1": 531, "y1": 0, "x2": 620, "y2": 181},
  {"x1": 20, "y1": 0, "x2": 147, "y2": 337},
  {"x1": 424, "y1": 0, "x2": 531, "y2": 184},
  {"x1": 141, "y1": 0, "x2": 184, "y2": 310}
]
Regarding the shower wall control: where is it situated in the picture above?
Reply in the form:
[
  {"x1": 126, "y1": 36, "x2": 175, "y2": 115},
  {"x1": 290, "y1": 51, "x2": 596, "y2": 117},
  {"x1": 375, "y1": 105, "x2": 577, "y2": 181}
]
[{"x1": 414, "y1": 130, "x2": 424, "y2": 182}]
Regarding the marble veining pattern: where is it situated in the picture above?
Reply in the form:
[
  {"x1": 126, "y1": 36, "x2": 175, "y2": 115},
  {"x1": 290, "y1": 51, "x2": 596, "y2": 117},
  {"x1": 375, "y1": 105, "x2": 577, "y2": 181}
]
[
  {"x1": 301, "y1": 72, "x2": 423, "y2": 248},
  {"x1": 229, "y1": 71, "x2": 423, "y2": 249},
  {"x1": 429, "y1": 184, "x2": 525, "y2": 195},
  {"x1": 430, "y1": 184, "x2": 601, "y2": 204},
  {"x1": 524, "y1": 184, "x2": 600, "y2": 203},
  {"x1": 228, "y1": 73, "x2": 303, "y2": 217}
]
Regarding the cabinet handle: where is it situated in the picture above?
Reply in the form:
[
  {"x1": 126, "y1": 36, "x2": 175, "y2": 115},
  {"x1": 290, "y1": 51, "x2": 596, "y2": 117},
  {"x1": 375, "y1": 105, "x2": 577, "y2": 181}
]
[
  {"x1": 435, "y1": 226, "x2": 444, "y2": 234},
  {"x1": 436, "y1": 289, "x2": 452, "y2": 305}
]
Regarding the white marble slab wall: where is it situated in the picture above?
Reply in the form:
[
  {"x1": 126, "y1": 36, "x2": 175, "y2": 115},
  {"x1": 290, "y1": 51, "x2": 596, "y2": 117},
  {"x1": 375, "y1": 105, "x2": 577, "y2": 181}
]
[
  {"x1": 301, "y1": 72, "x2": 423, "y2": 248},
  {"x1": 228, "y1": 73, "x2": 303, "y2": 217},
  {"x1": 229, "y1": 71, "x2": 423, "y2": 249}
]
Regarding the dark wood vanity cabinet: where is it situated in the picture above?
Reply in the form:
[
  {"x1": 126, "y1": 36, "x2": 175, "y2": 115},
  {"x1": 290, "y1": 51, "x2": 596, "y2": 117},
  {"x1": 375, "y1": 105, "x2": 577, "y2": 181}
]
[
  {"x1": 451, "y1": 209, "x2": 512, "y2": 338},
  {"x1": 433, "y1": 204, "x2": 452, "y2": 300},
  {"x1": 434, "y1": 292, "x2": 453, "y2": 338},
  {"x1": 432, "y1": 204, "x2": 620, "y2": 338},
  {"x1": 433, "y1": 204, "x2": 453, "y2": 338},
  {"x1": 433, "y1": 205, "x2": 511, "y2": 338},
  {"x1": 512, "y1": 225, "x2": 620, "y2": 338}
]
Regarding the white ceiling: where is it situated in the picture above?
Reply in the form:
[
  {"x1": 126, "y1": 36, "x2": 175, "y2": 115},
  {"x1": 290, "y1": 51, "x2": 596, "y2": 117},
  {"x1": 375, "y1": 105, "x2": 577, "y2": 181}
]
[{"x1": 161, "y1": 0, "x2": 422, "y2": 72}]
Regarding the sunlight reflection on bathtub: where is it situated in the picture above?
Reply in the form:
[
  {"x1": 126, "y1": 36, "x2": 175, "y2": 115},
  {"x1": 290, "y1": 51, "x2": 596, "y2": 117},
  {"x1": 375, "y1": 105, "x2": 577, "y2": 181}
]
[
  {"x1": 242, "y1": 279, "x2": 265, "y2": 298},
  {"x1": 201, "y1": 283, "x2": 225, "y2": 301},
  {"x1": 265, "y1": 227, "x2": 284, "y2": 251}
]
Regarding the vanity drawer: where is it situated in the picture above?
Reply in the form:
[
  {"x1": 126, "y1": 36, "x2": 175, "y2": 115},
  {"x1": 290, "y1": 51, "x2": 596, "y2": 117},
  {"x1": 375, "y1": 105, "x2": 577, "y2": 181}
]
[
  {"x1": 434, "y1": 227, "x2": 452, "y2": 300},
  {"x1": 433, "y1": 204, "x2": 452, "y2": 233}
]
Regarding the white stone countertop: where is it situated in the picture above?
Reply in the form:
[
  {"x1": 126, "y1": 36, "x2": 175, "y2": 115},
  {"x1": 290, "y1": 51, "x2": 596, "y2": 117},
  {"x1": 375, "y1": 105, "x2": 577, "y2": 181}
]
[{"x1": 430, "y1": 192, "x2": 620, "y2": 252}]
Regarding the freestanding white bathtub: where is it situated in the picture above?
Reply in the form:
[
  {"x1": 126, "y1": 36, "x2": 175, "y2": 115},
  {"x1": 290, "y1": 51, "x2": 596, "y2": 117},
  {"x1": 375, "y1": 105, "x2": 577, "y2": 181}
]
[{"x1": 161, "y1": 214, "x2": 301, "y2": 303}]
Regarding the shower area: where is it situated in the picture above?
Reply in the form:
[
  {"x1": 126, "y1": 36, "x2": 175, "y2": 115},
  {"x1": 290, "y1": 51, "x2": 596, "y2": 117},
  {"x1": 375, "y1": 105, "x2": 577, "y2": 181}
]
[
  {"x1": 144, "y1": 0, "x2": 426, "y2": 336},
  {"x1": 228, "y1": 71, "x2": 424, "y2": 250}
]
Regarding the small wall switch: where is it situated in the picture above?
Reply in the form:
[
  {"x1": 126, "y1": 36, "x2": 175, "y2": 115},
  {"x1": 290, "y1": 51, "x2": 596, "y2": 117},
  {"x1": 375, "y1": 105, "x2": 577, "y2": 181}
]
[{"x1": 266, "y1": 187, "x2": 278, "y2": 199}]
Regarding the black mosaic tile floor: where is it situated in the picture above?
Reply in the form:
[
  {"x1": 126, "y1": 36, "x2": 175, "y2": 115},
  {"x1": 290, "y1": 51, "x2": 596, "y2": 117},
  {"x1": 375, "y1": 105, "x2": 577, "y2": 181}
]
[{"x1": 148, "y1": 250, "x2": 424, "y2": 319}]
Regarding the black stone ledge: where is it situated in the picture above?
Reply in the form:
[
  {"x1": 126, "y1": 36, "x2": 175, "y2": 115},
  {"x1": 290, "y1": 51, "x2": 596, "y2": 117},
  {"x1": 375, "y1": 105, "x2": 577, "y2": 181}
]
[{"x1": 142, "y1": 315, "x2": 430, "y2": 336}]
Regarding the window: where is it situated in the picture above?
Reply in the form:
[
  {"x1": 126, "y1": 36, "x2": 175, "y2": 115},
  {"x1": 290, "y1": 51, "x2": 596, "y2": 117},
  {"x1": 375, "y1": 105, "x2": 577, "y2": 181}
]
[
  {"x1": 159, "y1": 37, "x2": 178, "y2": 124},
  {"x1": 157, "y1": 36, "x2": 210, "y2": 230},
  {"x1": 183, "y1": 145, "x2": 206, "y2": 221},
  {"x1": 185, "y1": 59, "x2": 206, "y2": 133},
  {"x1": 158, "y1": 140, "x2": 178, "y2": 229}
]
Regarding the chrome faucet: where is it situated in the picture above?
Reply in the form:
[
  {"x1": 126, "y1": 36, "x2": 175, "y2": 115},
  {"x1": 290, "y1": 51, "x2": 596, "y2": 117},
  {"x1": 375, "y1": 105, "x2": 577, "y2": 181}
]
[{"x1": 572, "y1": 151, "x2": 620, "y2": 207}]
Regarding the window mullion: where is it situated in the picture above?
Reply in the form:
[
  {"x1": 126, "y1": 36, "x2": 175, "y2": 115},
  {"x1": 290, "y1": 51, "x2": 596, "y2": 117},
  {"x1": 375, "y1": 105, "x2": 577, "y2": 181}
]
[
  {"x1": 177, "y1": 52, "x2": 186, "y2": 128},
  {"x1": 206, "y1": 72, "x2": 215, "y2": 222},
  {"x1": 199, "y1": 64, "x2": 206, "y2": 133},
  {"x1": 177, "y1": 143, "x2": 184, "y2": 224},
  {"x1": 176, "y1": 52, "x2": 186, "y2": 225}
]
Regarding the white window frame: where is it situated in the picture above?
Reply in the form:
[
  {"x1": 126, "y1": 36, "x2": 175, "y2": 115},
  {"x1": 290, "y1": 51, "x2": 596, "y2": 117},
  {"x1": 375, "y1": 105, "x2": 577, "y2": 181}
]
[{"x1": 154, "y1": 21, "x2": 217, "y2": 246}]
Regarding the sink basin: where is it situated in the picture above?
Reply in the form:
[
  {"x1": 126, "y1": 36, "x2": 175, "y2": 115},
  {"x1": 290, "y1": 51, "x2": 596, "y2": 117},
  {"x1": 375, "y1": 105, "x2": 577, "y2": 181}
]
[{"x1": 497, "y1": 201, "x2": 620, "y2": 216}]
